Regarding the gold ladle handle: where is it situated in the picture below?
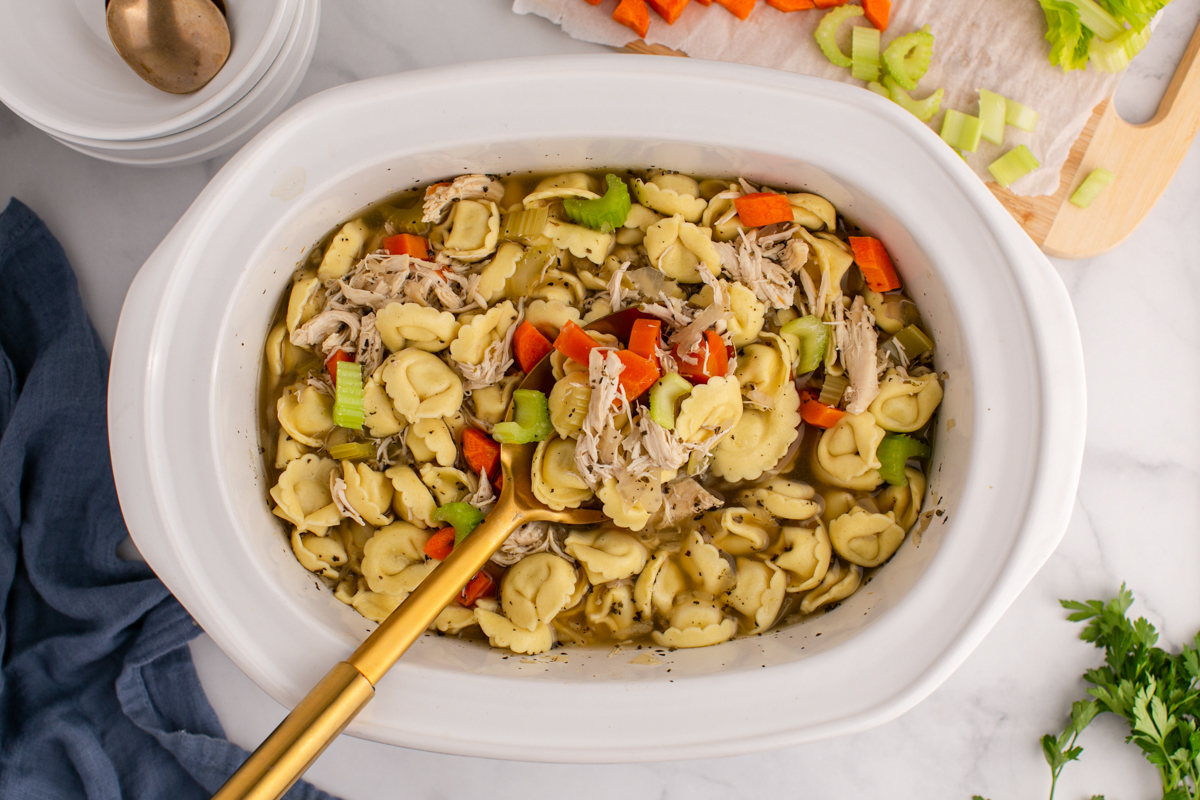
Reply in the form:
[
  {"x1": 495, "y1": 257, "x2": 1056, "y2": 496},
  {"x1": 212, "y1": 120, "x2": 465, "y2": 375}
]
[{"x1": 212, "y1": 491, "x2": 532, "y2": 800}]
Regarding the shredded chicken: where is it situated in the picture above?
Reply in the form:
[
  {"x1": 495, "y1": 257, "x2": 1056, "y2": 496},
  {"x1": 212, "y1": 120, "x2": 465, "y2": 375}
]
[
  {"x1": 490, "y1": 521, "x2": 553, "y2": 567},
  {"x1": 842, "y1": 296, "x2": 881, "y2": 414},
  {"x1": 421, "y1": 174, "x2": 504, "y2": 224},
  {"x1": 636, "y1": 413, "x2": 688, "y2": 473},
  {"x1": 356, "y1": 313, "x2": 383, "y2": 378},
  {"x1": 306, "y1": 374, "x2": 334, "y2": 396},
  {"x1": 329, "y1": 471, "x2": 364, "y2": 525},
  {"x1": 716, "y1": 230, "x2": 796, "y2": 311},
  {"x1": 574, "y1": 349, "x2": 626, "y2": 490},
  {"x1": 606, "y1": 261, "x2": 630, "y2": 313},
  {"x1": 456, "y1": 302, "x2": 524, "y2": 391},
  {"x1": 814, "y1": 267, "x2": 830, "y2": 320},
  {"x1": 290, "y1": 309, "x2": 361, "y2": 354},
  {"x1": 798, "y1": 267, "x2": 818, "y2": 319},
  {"x1": 658, "y1": 477, "x2": 723, "y2": 528},
  {"x1": 781, "y1": 240, "x2": 811, "y2": 274},
  {"x1": 466, "y1": 469, "x2": 496, "y2": 515}
]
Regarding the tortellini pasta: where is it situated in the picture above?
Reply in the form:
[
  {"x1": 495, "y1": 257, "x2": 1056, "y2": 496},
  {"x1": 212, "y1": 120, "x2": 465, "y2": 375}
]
[
  {"x1": 318, "y1": 220, "x2": 369, "y2": 281},
  {"x1": 773, "y1": 523, "x2": 833, "y2": 593},
  {"x1": 270, "y1": 455, "x2": 341, "y2": 534},
  {"x1": 360, "y1": 521, "x2": 430, "y2": 595},
  {"x1": 475, "y1": 242, "x2": 524, "y2": 304},
  {"x1": 711, "y1": 383, "x2": 801, "y2": 482},
  {"x1": 291, "y1": 528, "x2": 347, "y2": 579},
  {"x1": 501, "y1": 553, "x2": 579, "y2": 631},
  {"x1": 725, "y1": 282, "x2": 767, "y2": 347},
  {"x1": 441, "y1": 199, "x2": 500, "y2": 262},
  {"x1": 405, "y1": 418, "x2": 457, "y2": 466},
  {"x1": 828, "y1": 506, "x2": 906, "y2": 568},
  {"x1": 286, "y1": 272, "x2": 323, "y2": 333},
  {"x1": 596, "y1": 478, "x2": 655, "y2": 532},
  {"x1": 634, "y1": 547, "x2": 687, "y2": 619},
  {"x1": 469, "y1": 375, "x2": 519, "y2": 426},
  {"x1": 632, "y1": 175, "x2": 707, "y2": 222},
  {"x1": 449, "y1": 301, "x2": 518, "y2": 367},
  {"x1": 652, "y1": 592, "x2": 736, "y2": 649},
  {"x1": 341, "y1": 460, "x2": 394, "y2": 526},
  {"x1": 679, "y1": 531, "x2": 736, "y2": 595},
  {"x1": 475, "y1": 608, "x2": 555, "y2": 655},
  {"x1": 375, "y1": 303, "x2": 460, "y2": 353},
  {"x1": 363, "y1": 374, "x2": 404, "y2": 438},
  {"x1": 419, "y1": 465, "x2": 476, "y2": 506},
  {"x1": 547, "y1": 371, "x2": 590, "y2": 438},
  {"x1": 385, "y1": 464, "x2": 438, "y2": 529},
  {"x1": 543, "y1": 219, "x2": 613, "y2": 266},
  {"x1": 735, "y1": 333, "x2": 792, "y2": 409},
  {"x1": 727, "y1": 558, "x2": 787, "y2": 635},
  {"x1": 868, "y1": 370, "x2": 945, "y2": 433},
  {"x1": 276, "y1": 386, "x2": 335, "y2": 448},
  {"x1": 531, "y1": 436, "x2": 594, "y2": 510},
  {"x1": 876, "y1": 467, "x2": 927, "y2": 532},
  {"x1": 743, "y1": 478, "x2": 820, "y2": 521},
  {"x1": 524, "y1": 298, "x2": 581, "y2": 340},
  {"x1": 381, "y1": 348, "x2": 463, "y2": 423},
  {"x1": 643, "y1": 215, "x2": 723, "y2": 283},
  {"x1": 712, "y1": 507, "x2": 776, "y2": 556},
  {"x1": 813, "y1": 411, "x2": 886, "y2": 491},
  {"x1": 675, "y1": 376, "x2": 743, "y2": 446},
  {"x1": 564, "y1": 529, "x2": 649, "y2": 585},
  {"x1": 798, "y1": 559, "x2": 863, "y2": 615},
  {"x1": 585, "y1": 582, "x2": 638, "y2": 637},
  {"x1": 522, "y1": 172, "x2": 599, "y2": 207}
]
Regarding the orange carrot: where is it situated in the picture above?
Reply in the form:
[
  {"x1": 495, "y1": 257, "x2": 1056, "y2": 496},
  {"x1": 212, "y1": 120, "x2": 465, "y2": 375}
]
[
  {"x1": 512, "y1": 320, "x2": 554, "y2": 373},
  {"x1": 766, "y1": 0, "x2": 814, "y2": 9},
  {"x1": 627, "y1": 318, "x2": 662, "y2": 362},
  {"x1": 613, "y1": 0, "x2": 651, "y2": 37},
  {"x1": 616, "y1": 350, "x2": 662, "y2": 399},
  {"x1": 849, "y1": 236, "x2": 901, "y2": 292},
  {"x1": 812, "y1": 0, "x2": 850, "y2": 7},
  {"x1": 694, "y1": 0, "x2": 711, "y2": 5},
  {"x1": 554, "y1": 321, "x2": 602, "y2": 365},
  {"x1": 734, "y1": 192, "x2": 794, "y2": 227},
  {"x1": 713, "y1": 0, "x2": 756, "y2": 18},
  {"x1": 675, "y1": 330, "x2": 729, "y2": 385},
  {"x1": 862, "y1": 0, "x2": 889, "y2": 28},
  {"x1": 423, "y1": 527, "x2": 455, "y2": 560},
  {"x1": 582, "y1": 0, "x2": 603, "y2": 4},
  {"x1": 459, "y1": 570, "x2": 496, "y2": 607},
  {"x1": 648, "y1": 0, "x2": 690, "y2": 22},
  {"x1": 381, "y1": 233, "x2": 429, "y2": 260},
  {"x1": 462, "y1": 428, "x2": 501, "y2": 482},
  {"x1": 325, "y1": 349, "x2": 353, "y2": 387},
  {"x1": 801, "y1": 398, "x2": 846, "y2": 428}
]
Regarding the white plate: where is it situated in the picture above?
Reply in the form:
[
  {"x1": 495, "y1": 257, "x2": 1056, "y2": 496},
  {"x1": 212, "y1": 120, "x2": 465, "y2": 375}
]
[
  {"x1": 109, "y1": 57, "x2": 1086, "y2": 761},
  {"x1": 50, "y1": 0, "x2": 318, "y2": 166},
  {"x1": 0, "y1": 0, "x2": 296, "y2": 142}
]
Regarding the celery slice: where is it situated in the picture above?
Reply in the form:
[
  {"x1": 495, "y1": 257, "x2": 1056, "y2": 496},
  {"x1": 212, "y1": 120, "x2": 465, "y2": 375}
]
[
  {"x1": 814, "y1": 5, "x2": 864, "y2": 69},
  {"x1": 332, "y1": 361, "x2": 365, "y2": 430},
  {"x1": 563, "y1": 174, "x2": 632, "y2": 233},
  {"x1": 1060, "y1": 0, "x2": 1125, "y2": 41},
  {"x1": 1089, "y1": 26, "x2": 1151, "y2": 73},
  {"x1": 867, "y1": 81, "x2": 889, "y2": 98},
  {"x1": 940, "y1": 110, "x2": 983, "y2": 153},
  {"x1": 499, "y1": 206, "x2": 549, "y2": 244},
  {"x1": 852, "y1": 26, "x2": 881, "y2": 83},
  {"x1": 328, "y1": 441, "x2": 376, "y2": 461},
  {"x1": 649, "y1": 373, "x2": 693, "y2": 431},
  {"x1": 1005, "y1": 97, "x2": 1040, "y2": 132},
  {"x1": 1069, "y1": 167, "x2": 1116, "y2": 208},
  {"x1": 988, "y1": 145, "x2": 1041, "y2": 188},
  {"x1": 892, "y1": 324, "x2": 934, "y2": 360},
  {"x1": 780, "y1": 315, "x2": 829, "y2": 374},
  {"x1": 883, "y1": 76, "x2": 944, "y2": 123},
  {"x1": 818, "y1": 373, "x2": 849, "y2": 407},
  {"x1": 434, "y1": 502, "x2": 486, "y2": 546},
  {"x1": 492, "y1": 389, "x2": 553, "y2": 444},
  {"x1": 882, "y1": 26, "x2": 934, "y2": 91},
  {"x1": 877, "y1": 435, "x2": 930, "y2": 485},
  {"x1": 387, "y1": 205, "x2": 429, "y2": 236},
  {"x1": 977, "y1": 89, "x2": 1007, "y2": 145}
]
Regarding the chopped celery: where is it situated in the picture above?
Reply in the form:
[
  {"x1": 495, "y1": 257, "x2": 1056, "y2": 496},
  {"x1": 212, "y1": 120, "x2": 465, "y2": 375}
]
[
  {"x1": 780, "y1": 315, "x2": 829, "y2": 374},
  {"x1": 814, "y1": 5, "x2": 864, "y2": 69},
  {"x1": 1089, "y1": 26, "x2": 1151, "y2": 73},
  {"x1": 977, "y1": 89, "x2": 1007, "y2": 146},
  {"x1": 818, "y1": 374, "x2": 849, "y2": 407},
  {"x1": 867, "y1": 81, "x2": 889, "y2": 98},
  {"x1": 1055, "y1": 0, "x2": 1125, "y2": 41},
  {"x1": 387, "y1": 205, "x2": 429, "y2": 236},
  {"x1": 492, "y1": 389, "x2": 553, "y2": 444},
  {"x1": 328, "y1": 441, "x2": 376, "y2": 461},
  {"x1": 852, "y1": 25, "x2": 881, "y2": 82},
  {"x1": 988, "y1": 145, "x2": 1040, "y2": 188},
  {"x1": 877, "y1": 434, "x2": 930, "y2": 485},
  {"x1": 332, "y1": 361, "x2": 364, "y2": 430},
  {"x1": 882, "y1": 26, "x2": 934, "y2": 91},
  {"x1": 883, "y1": 76, "x2": 944, "y2": 123},
  {"x1": 892, "y1": 324, "x2": 934, "y2": 360},
  {"x1": 649, "y1": 373, "x2": 694, "y2": 431},
  {"x1": 563, "y1": 174, "x2": 632, "y2": 233},
  {"x1": 1069, "y1": 167, "x2": 1116, "y2": 208},
  {"x1": 940, "y1": 109, "x2": 983, "y2": 153},
  {"x1": 508, "y1": 243, "x2": 556, "y2": 294},
  {"x1": 434, "y1": 502, "x2": 485, "y2": 546},
  {"x1": 499, "y1": 206, "x2": 549, "y2": 244},
  {"x1": 1005, "y1": 97, "x2": 1040, "y2": 132}
]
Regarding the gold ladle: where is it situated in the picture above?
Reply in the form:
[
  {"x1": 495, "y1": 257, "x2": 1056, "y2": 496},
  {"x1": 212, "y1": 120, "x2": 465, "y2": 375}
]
[
  {"x1": 106, "y1": 0, "x2": 231, "y2": 95},
  {"x1": 213, "y1": 309, "x2": 652, "y2": 800}
]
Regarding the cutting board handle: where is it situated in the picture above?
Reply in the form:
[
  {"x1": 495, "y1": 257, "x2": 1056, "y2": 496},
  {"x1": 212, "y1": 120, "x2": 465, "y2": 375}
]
[{"x1": 1041, "y1": 20, "x2": 1200, "y2": 258}]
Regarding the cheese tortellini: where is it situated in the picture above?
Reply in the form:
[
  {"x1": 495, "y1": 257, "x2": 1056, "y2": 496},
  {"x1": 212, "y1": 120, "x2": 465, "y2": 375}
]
[
  {"x1": 564, "y1": 530, "x2": 649, "y2": 585},
  {"x1": 644, "y1": 215, "x2": 723, "y2": 283},
  {"x1": 813, "y1": 412, "x2": 887, "y2": 491},
  {"x1": 711, "y1": 383, "x2": 801, "y2": 482},
  {"x1": 828, "y1": 506, "x2": 906, "y2": 568},
  {"x1": 869, "y1": 370, "x2": 945, "y2": 433},
  {"x1": 531, "y1": 436, "x2": 594, "y2": 510},
  {"x1": 381, "y1": 348, "x2": 463, "y2": 423}
]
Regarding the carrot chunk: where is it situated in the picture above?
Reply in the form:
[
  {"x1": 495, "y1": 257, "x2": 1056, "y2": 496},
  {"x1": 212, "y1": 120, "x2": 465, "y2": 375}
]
[
  {"x1": 459, "y1": 571, "x2": 496, "y2": 608},
  {"x1": 801, "y1": 398, "x2": 846, "y2": 428},
  {"x1": 734, "y1": 192, "x2": 794, "y2": 227},
  {"x1": 324, "y1": 349, "x2": 353, "y2": 387},
  {"x1": 766, "y1": 0, "x2": 814, "y2": 9},
  {"x1": 714, "y1": 0, "x2": 756, "y2": 18},
  {"x1": 613, "y1": 0, "x2": 651, "y2": 38},
  {"x1": 462, "y1": 428, "x2": 501, "y2": 483},
  {"x1": 423, "y1": 528, "x2": 456, "y2": 560},
  {"x1": 627, "y1": 318, "x2": 662, "y2": 362},
  {"x1": 381, "y1": 233, "x2": 429, "y2": 260},
  {"x1": 862, "y1": 0, "x2": 890, "y2": 29},
  {"x1": 512, "y1": 320, "x2": 554, "y2": 374},
  {"x1": 615, "y1": 350, "x2": 662, "y2": 400},
  {"x1": 675, "y1": 330, "x2": 729, "y2": 385},
  {"x1": 812, "y1": 0, "x2": 850, "y2": 7},
  {"x1": 553, "y1": 321, "x2": 603, "y2": 365},
  {"x1": 648, "y1": 0, "x2": 691, "y2": 23},
  {"x1": 849, "y1": 236, "x2": 901, "y2": 292}
]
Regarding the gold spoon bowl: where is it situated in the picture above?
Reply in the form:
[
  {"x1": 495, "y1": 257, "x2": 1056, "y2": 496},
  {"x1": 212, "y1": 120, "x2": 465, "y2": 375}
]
[{"x1": 106, "y1": 0, "x2": 231, "y2": 95}]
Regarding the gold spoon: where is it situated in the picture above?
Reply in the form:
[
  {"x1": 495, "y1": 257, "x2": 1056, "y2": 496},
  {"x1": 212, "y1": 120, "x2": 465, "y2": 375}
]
[
  {"x1": 106, "y1": 0, "x2": 231, "y2": 95},
  {"x1": 213, "y1": 309, "x2": 653, "y2": 800}
]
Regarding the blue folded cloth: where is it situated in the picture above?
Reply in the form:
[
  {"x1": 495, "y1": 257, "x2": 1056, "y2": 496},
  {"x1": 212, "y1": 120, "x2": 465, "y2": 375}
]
[{"x1": 0, "y1": 198, "x2": 338, "y2": 800}]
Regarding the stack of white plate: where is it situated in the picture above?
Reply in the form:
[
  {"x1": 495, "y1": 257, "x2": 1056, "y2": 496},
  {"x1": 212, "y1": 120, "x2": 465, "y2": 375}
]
[{"x1": 0, "y1": 0, "x2": 320, "y2": 167}]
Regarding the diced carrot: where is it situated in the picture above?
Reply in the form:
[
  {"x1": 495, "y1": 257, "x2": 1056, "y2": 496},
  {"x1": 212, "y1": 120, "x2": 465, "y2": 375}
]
[
  {"x1": 801, "y1": 398, "x2": 845, "y2": 428},
  {"x1": 734, "y1": 192, "x2": 794, "y2": 227},
  {"x1": 648, "y1": 0, "x2": 690, "y2": 23},
  {"x1": 613, "y1": 0, "x2": 651, "y2": 38},
  {"x1": 424, "y1": 527, "x2": 455, "y2": 560},
  {"x1": 627, "y1": 318, "x2": 662, "y2": 362},
  {"x1": 675, "y1": 330, "x2": 729, "y2": 385},
  {"x1": 325, "y1": 349, "x2": 353, "y2": 387},
  {"x1": 615, "y1": 350, "x2": 662, "y2": 400},
  {"x1": 459, "y1": 570, "x2": 496, "y2": 607},
  {"x1": 812, "y1": 0, "x2": 849, "y2": 7},
  {"x1": 862, "y1": 0, "x2": 889, "y2": 29},
  {"x1": 713, "y1": 0, "x2": 756, "y2": 18},
  {"x1": 766, "y1": 0, "x2": 814, "y2": 9},
  {"x1": 462, "y1": 428, "x2": 501, "y2": 482},
  {"x1": 553, "y1": 321, "x2": 603, "y2": 365},
  {"x1": 512, "y1": 320, "x2": 554, "y2": 374},
  {"x1": 849, "y1": 236, "x2": 901, "y2": 292},
  {"x1": 381, "y1": 233, "x2": 428, "y2": 260}
]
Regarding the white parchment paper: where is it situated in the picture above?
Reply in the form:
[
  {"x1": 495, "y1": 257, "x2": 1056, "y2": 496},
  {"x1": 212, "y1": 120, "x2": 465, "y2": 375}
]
[{"x1": 513, "y1": 0, "x2": 1124, "y2": 196}]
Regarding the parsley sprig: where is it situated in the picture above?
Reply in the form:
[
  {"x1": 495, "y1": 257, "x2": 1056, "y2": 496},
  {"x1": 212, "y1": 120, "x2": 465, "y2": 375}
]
[{"x1": 1036, "y1": 585, "x2": 1200, "y2": 800}]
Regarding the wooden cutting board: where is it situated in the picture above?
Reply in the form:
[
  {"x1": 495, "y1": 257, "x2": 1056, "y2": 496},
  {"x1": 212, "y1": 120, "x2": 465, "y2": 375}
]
[{"x1": 624, "y1": 18, "x2": 1200, "y2": 260}]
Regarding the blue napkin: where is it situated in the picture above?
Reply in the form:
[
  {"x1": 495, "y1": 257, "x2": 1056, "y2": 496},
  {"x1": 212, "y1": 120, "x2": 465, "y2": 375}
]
[{"x1": 0, "y1": 198, "x2": 339, "y2": 800}]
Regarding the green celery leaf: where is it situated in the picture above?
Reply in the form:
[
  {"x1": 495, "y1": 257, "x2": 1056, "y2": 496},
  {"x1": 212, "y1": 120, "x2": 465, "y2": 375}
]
[{"x1": 1039, "y1": 0, "x2": 1093, "y2": 71}]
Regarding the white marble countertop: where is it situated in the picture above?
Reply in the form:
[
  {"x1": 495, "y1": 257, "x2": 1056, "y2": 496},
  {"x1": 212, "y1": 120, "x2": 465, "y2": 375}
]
[{"x1": 3, "y1": 1, "x2": 1200, "y2": 797}]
